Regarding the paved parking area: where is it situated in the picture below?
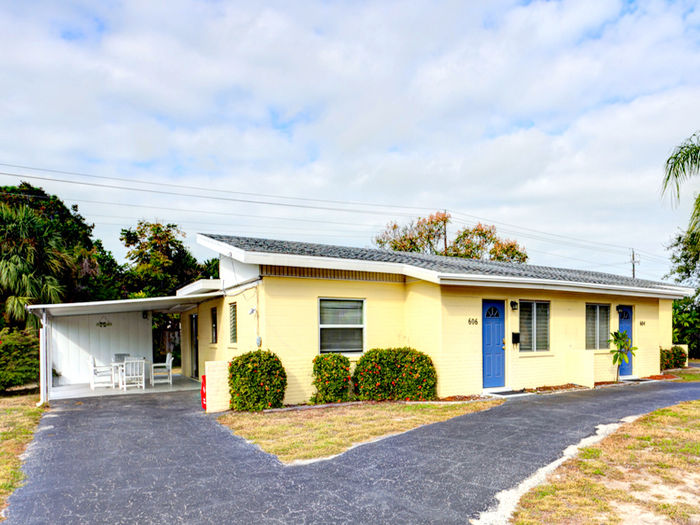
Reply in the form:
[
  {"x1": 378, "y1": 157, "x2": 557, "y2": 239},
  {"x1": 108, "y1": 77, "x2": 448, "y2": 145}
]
[{"x1": 5, "y1": 381, "x2": 700, "y2": 524}]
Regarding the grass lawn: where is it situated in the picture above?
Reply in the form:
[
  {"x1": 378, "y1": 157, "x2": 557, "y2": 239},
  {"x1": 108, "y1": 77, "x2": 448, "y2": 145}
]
[
  {"x1": 0, "y1": 394, "x2": 44, "y2": 520},
  {"x1": 674, "y1": 367, "x2": 700, "y2": 382},
  {"x1": 218, "y1": 399, "x2": 504, "y2": 463},
  {"x1": 511, "y1": 399, "x2": 700, "y2": 524}
]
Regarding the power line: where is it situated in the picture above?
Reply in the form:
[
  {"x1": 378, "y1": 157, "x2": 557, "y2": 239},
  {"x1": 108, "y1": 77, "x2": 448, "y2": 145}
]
[
  {"x1": 0, "y1": 169, "x2": 672, "y2": 272},
  {"x1": 0, "y1": 161, "x2": 435, "y2": 212},
  {"x1": 0, "y1": 162, "x2": 672, "y2": 260}
]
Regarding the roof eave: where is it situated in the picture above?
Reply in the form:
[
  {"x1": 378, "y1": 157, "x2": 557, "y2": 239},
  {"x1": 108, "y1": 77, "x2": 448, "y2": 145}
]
[{"x1": 438, "y1": 274, "x2": 693, "y2": 299}]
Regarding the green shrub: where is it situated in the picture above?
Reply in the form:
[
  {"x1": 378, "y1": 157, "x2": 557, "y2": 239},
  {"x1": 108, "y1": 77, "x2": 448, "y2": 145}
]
[
  {"x1": 310, "y1": 353, "x2": 352, "y2": 404},
  {"x1": 661, "y1": 346, "x2": 688, "y2": 370},
  {"x1": 660, "y1": 347, "x2": 673, "y2": 370},
  {"x1": 0, "y1": 328, "x2": 40, "y2": 391},
  {"x1": 352, "y1": 347, "x2": 437, "y2": 401},
  {"x1": 671, "y1": 345, "x2": 688, "y2": 368},
  {"x1": 228, "y1": 350, "x2": 287, "y2": 411}
]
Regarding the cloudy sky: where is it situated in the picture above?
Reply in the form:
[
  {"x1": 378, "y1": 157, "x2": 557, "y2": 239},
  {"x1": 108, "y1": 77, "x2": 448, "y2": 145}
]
[{"x1": 1, "y1": 0, "x2": 699, "y2": 280}]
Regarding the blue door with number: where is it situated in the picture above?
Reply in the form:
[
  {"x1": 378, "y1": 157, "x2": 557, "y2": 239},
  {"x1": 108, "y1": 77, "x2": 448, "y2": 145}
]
[
  {"x1": 482, "y1": 300, "x2": 505, "y2": 388},
  {"x1": 618, "y1": 305, "x2": 633, "y2": 376}
]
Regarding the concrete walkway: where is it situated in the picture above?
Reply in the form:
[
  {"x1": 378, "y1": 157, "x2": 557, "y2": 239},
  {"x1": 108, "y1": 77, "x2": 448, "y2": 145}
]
[{"x1": 5, "y1": 381, "x2": 700, "y2": 524}]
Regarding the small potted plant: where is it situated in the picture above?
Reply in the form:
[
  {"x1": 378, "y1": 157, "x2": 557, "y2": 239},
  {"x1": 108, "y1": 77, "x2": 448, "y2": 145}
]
[{"x1": 608, "y1": 331, "x2": 637, "y2": 382}]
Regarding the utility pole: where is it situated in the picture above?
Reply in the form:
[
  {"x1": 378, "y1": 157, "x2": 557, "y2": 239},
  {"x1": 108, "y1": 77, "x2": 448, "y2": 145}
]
[{"x1": 630, "y1": 249, "x2": 639, "y2": 279}]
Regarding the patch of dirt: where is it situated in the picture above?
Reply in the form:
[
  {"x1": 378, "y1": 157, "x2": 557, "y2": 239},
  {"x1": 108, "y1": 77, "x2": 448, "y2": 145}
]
[
  {"x1": 439, "y1": 395, "x2": 484, "y2": 401},
  {"x1": 643, "y1": 374, "x2": 679, "y2": 380},
  {"x1": 594, "y1": 381, "x2": 620, "y2": 387},
  {"x1": 524, "y1": 383, "x2": 585, "y2": 393}
]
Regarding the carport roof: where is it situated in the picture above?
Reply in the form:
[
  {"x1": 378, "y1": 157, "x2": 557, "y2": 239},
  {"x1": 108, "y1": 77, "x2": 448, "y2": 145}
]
[{"x1": 26, "y1": 292, "x2": 223, "y2": 317}]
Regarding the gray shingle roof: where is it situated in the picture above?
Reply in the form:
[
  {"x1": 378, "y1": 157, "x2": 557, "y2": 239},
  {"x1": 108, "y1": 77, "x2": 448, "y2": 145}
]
[{"x1": 204, "y1": 234, "x2": 678, "y2": 291}]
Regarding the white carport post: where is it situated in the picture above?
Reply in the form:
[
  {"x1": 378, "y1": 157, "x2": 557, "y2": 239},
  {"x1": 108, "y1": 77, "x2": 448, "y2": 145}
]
[{"x1": 38, "y1": 309, "x2": 49, "y2": 406}]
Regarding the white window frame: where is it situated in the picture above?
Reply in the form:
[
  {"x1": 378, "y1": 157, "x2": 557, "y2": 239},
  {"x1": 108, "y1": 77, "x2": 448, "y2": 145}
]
[
  {"x1": 519, "y1": 300, "x2": 550, "y2": 352},
  {"x1": 586, "y1": 303, "x2": 610, "y2": 350},
  {"x1": 318, "y1": 298, "x2": 365, "y2": 355}
]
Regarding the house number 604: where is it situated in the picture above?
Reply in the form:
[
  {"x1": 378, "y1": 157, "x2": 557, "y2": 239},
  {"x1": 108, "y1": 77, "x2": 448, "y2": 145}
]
[{"x1": 467, "y1": 318, "x2": 479, "y2": 325}]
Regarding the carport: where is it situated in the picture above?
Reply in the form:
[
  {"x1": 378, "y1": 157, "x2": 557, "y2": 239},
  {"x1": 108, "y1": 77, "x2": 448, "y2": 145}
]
[{"x1": 26, "y1": 292, "x2": 222, "y2": 404}]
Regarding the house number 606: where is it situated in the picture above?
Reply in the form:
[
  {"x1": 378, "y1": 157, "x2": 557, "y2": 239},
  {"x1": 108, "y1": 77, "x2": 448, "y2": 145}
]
[{"x1": 467, "y1": 318, "x2": 479, "y2": 325}]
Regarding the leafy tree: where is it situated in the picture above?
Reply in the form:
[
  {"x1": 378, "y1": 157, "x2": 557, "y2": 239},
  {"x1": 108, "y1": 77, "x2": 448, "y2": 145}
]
[
  {"x1": 120, "y1": 221, "x2": 203, "y2": 298},
  {"x1": 0, "y1": 183, "x2": 124, "y2": 303},
  {"x1": 662, "y1": 131, "x2": 700, "y2": 231},
  {"x1": 374, "y1": 211, "x2": 528, "y2": 263},
  {"x1": 120, "y1": 221, "x2": 215, "y2": 363},
  {"x1": 0, "y1": 204, "x2": 74, "y2": 327},
  {"x1": 667, "y1": 230, "x2": 700, "y2": 358}
]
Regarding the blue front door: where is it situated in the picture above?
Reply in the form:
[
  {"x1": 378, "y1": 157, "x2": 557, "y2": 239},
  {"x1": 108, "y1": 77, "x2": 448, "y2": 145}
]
[
  {"x1": 483, "y1": 300, "x2": 505, "y2": 388},
  {"x1": 618, "y1": 305, "x2": 633, "y2": 376}
]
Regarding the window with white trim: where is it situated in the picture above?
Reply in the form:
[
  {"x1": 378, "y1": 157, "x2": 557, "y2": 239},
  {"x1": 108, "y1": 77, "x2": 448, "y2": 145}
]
[
  {"x1": 585, "y1": 304, "x2": 610, "y2": 350},
  {"x1": 319, "y1": 299, "x2": 364, "y2": 353},
  {"x1": 519, "y1": 301, "x2": 550, "y2": 352}
]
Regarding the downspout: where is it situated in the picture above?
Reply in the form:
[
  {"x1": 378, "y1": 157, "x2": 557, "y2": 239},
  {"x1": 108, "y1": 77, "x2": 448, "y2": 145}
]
[{"x1": 38, "y1": 309, "x2": 48, "y2": 406}]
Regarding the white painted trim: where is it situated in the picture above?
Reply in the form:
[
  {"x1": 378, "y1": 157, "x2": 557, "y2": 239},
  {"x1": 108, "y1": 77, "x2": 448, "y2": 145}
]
[
  {"x1": 439, "y1": 276, "x2": 690, "y2": 299},
  {"x1": 196, "y1": 234, "x2": 691, "y2": 299},
  {"x1": 176, "y1": 279, "x2": 223, "y2": 296},
  {"x1": 26, "y1": 292, "x2": 224, "y2": 317}
]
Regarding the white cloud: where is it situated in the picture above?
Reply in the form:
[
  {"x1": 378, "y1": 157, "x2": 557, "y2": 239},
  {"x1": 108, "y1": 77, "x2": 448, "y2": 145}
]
[{"x1": 0, "y1": 0, "x2": 699, "y2": 279}]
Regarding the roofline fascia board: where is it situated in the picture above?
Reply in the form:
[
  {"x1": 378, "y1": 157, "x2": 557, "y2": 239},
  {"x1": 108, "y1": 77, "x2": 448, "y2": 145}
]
[
  {"x1": 438, "y1": 275, "x2": 692, "y2": 299},
  {"x1": 25, "y1": 292, "x2": 225, "y2": 315}
]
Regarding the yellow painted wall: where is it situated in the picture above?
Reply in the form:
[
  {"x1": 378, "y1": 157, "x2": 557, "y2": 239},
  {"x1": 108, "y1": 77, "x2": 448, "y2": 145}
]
[
  {"x1": 180, "y1": 275, "x2": 670, "y2": 404},
  {"x1": 179, "y1": 285, "x2": 261, "y2": 381},
  {"x1": 261, "y1": 276, "x2": 406, "y2": 404}
]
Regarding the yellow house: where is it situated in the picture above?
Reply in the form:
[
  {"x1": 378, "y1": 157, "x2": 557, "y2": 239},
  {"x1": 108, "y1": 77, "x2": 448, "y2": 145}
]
[{"x1": 177, "y1": 234, "x2": 692, "y2": 405}]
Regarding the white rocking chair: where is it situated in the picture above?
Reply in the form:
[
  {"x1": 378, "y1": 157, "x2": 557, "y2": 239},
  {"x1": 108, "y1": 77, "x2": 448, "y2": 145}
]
[
  {"x1": 151, "y1": 352, "x2": 173, "y2": 386},
  {"x1": 121, "y1": 358, "x2": 146, "y2": 391},
  {"x1": 89, "y1": 356, "x2": 114, "y2": 390}
]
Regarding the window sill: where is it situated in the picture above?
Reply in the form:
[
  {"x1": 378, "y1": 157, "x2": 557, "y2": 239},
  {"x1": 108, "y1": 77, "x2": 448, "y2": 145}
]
[{"x1": 518, "y1": 351, "x2": 553, "y2": 358}]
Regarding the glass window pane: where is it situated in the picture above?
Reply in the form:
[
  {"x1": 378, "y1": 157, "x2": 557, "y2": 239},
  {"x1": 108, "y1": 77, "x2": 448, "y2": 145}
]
[
  {"x1": 598, "y1": 305, "x2": 610, "y2": 349},
  {"x1": 229, "y1": 303, "x2": 237, "y2": 344},
  {"x1": 320, "y1": 328, "x2": 363, "y2": 352},
  {"x1": 520, "y1": 301, "x2": 533, "y2": 351},
  {"x1": 320, "y1": 300, "x2": 363, "y2": 325},
  {"x1": 535, "y1": 303, "x2": 549, "y2": 351},
  {"x1": 585, "y1": 305, "x2": 597, "y2": 349}
]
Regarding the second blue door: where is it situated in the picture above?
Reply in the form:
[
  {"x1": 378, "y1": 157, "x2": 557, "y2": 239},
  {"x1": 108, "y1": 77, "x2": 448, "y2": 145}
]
[
  {"x1": 618, "y1": 305, "x2": 633, "y2": 376},
  {"x1": 483, "y1": 300, "x2": 505, "y2": 388}
]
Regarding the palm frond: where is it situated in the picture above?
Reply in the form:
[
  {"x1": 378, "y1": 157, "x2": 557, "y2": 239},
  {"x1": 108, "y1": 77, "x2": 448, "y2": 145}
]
[{"x1": 663, "y1": 132, "x2": 700, "y2": 202}]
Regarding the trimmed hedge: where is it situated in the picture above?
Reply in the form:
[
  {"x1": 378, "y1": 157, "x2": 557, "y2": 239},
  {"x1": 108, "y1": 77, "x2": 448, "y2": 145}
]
[
  {"x1": 661, "y1": 345, "x2": 688, "y2": 370},
  {"x1": 0, "y1": 328, "x2": 39, "y2": 391},
  {"x1": 311, "y1": 353, "x2": 352, "y2": 404},
  {"x1": 352, "y1": 347, "x2": 437, "y2": 401},
  {"x1": 228, "y1": 350, "x2": 287, "y2": 411}
]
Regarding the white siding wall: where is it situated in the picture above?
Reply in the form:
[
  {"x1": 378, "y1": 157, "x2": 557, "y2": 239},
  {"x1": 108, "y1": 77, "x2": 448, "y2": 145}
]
[{"x1": 50, "y1": 312, "x2": 152, "y2": 384}]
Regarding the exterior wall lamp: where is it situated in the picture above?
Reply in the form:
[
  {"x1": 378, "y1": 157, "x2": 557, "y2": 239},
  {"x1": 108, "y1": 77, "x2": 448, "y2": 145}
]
[{"x1": 510, "y1": 301, "x2": 519, "y2": 311}]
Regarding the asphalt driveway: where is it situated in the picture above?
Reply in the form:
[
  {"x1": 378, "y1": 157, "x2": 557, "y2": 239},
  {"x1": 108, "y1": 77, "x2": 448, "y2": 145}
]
[{"x1": 6, "y1": 381, "x2": 700, "y2": 525}]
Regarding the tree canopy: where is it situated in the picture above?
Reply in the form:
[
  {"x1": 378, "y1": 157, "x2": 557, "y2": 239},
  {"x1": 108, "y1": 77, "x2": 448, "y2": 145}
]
[
  {"x1": 120, "y1": 220, "x2": 215, "y2": 298},
  {"x1": 374, "y1": 211, "x2": 528, "y2": 263}
]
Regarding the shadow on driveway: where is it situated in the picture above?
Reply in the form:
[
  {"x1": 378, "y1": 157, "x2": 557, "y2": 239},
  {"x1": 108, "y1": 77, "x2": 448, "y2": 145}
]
[{"x1": 5, "y1": 381, "x2": 700, "y2": 524}]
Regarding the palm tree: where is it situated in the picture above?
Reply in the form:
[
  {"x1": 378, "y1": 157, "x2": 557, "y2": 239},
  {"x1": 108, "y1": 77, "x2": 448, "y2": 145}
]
[
  {"x1": 662, "y1": 132, "x2": 700, "y2": 231},
  {"x1": 0, "y1": 204, "x2": 75, "y2": 327}
]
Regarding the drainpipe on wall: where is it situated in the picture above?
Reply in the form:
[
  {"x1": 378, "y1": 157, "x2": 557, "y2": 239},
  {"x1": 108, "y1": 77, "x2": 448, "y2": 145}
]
[{"x1": 38, "y1": 309, "x2": 48, "y2": 407}]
